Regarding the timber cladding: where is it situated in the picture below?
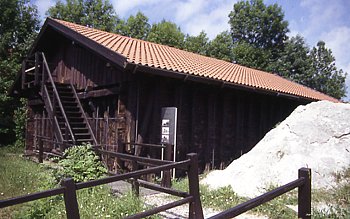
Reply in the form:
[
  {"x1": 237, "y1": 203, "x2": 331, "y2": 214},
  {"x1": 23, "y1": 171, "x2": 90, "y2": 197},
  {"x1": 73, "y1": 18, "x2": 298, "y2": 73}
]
[{"x1": 129, "y1": 75, "x2": 300, "y2": 171}]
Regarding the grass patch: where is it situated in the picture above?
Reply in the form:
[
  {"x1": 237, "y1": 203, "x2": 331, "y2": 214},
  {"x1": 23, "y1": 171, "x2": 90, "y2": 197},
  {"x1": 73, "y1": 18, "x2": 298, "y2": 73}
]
[
  {"x1": 0, "y1": 145, "x2": 157, "y2": 218},
  {"x1": 312, "y1": 167, "x2": 350, "y2": 219},
  {"x1": 172, "y1": 177, "x2": 297, "y2": 218},
  {"x1": 0, "y1": 145, "x2": 56, "y2": 218},
  {"x1": 172, "y1": 168, "x2": 350, "y2": 218},
  {"x1": 16, "y1": 187, "x2": 147, "y2": 219}
]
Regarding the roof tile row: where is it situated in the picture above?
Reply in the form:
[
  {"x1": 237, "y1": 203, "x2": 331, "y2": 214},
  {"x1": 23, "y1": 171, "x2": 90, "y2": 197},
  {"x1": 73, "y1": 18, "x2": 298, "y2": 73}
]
[{"x1": 54, "y1": 18, "x2": 338, "y2": 102}]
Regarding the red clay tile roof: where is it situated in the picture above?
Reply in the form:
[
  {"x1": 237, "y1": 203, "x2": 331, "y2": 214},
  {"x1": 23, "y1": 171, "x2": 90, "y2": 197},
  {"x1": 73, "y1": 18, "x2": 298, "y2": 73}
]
[{"x1": 52, "y1": 18, "x2": 338, "y2": 102}]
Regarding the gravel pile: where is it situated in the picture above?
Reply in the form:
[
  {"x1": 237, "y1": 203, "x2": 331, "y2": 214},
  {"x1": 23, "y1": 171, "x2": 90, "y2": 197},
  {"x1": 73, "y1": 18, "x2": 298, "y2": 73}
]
[{"x1": 202, "y1": 101, "x2": 350, "y2": 198}]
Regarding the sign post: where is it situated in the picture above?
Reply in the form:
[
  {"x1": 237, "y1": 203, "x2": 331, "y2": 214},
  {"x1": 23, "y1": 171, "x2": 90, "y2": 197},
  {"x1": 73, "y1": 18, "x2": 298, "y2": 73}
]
[{"x1": 161, "y1": 107, "x2": 177, "y2": 178}]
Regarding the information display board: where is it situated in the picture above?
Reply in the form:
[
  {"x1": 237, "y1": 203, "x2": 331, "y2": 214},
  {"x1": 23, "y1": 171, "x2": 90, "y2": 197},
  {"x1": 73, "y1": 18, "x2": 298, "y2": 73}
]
[
  {"x1": 161, "y1": 107, "x2": 177, "y2": 145},
  {"x1": 161, "y1": 107, "x2": 177, "y2": 178}
]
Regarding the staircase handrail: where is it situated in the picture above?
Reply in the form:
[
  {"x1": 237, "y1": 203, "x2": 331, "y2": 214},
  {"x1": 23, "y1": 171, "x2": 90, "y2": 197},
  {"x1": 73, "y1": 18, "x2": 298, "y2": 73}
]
[
  {"x1": 42, "y1": 84, "x2": 64, "y2": 143},
  {"x1": 70, "y1": 82, "x2": 98, "y2": 146},
  {"x1": 40, "y1": 52, "x2": 76, "y2": 145}
]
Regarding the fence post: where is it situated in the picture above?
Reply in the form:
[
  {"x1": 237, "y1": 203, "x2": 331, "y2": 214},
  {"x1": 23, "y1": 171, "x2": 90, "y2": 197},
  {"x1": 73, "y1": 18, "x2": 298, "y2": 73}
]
[
  {"x1": 187, "y1": 153, "x2": 204, "y2": 219},
  {"x1": 61, "y1": 178, "x2": 80, "y2": 219},
  {"x1": 131, "y1": 160, "x2": 140, "y2": 196},
  {"x1": 298, "y1": 168, "x2": 311, "y2": 219},
  {"x1": 161, "y1": 143, "x2": 172, "y2": 188},
  {"x1": 38, "y1": 138, "x2": 43, "y2": 163}
]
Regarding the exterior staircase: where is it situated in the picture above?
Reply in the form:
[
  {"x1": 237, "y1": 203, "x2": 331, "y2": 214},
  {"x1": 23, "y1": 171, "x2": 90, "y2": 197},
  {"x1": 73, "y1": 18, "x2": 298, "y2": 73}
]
[
  {"x1": 22, "y1": 52, "x2": 97, "y2": 151},
  {"x1": 47, "y1": 83, "x2": 96, "y2": 145}
]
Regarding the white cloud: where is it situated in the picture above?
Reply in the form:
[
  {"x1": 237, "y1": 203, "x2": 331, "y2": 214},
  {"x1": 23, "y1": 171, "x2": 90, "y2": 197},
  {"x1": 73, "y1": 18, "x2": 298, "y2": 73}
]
[
  {"x1": 321, "y1": 26, "x2": 350, "y2": 69},
  {"x1": 175, "y1": 0, "x2": 236, "y2": 39},
  {"x1": 174, "y1": 0, "x2": 206, "y2": 23},
  {"x1": 318, "y1": 26, "x2": 350, "y2": 101},
  {"x1": 34, "y1": 0, "x2": 55, "y2": 19},
  {"x1": 293, "y1": 0, "x2": 350, "y2": 100},
  {"x1": 111, "y1": 0, "x2": 173, "y2": 18},
  {"x1": 299, "y1": 0, "x2": 347, "y2": 44},
  {"x1": 111, "y1": 0, "x2": 236, "y2": 39}
]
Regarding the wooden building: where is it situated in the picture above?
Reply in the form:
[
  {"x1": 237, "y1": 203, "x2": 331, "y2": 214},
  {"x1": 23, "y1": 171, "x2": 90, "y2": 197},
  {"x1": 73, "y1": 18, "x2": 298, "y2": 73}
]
[{"x1": 11, "y1": 18, "x2": 338, "y2": 172}]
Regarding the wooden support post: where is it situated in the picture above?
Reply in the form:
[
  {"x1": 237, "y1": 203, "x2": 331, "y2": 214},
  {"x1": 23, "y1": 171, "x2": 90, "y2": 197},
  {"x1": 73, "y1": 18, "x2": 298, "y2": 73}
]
[
  {"x1": 298, "y1": 168, "x2": 311, "y2": 219},
  {"x1": 38, "y1": 138, "x2": 43, "y2": 163},
  {"x1": 161, "y1": 144, "x2": 172, "y2": 188},
  {"x1": 34, "y1": 52, "x2": 39, "y2": 85},
  {"x1": 21, "y1": 60, "x2": 26, "y2": 90},
  {"x1": 131, "y1": 160, "x2": 140, "y2": 196},
  {"x1": 187, "y1": 153, "x2": 204, "y2": 219},
  {"x1": 61, "y1": 178, "x2": 80, "y2": 219}
]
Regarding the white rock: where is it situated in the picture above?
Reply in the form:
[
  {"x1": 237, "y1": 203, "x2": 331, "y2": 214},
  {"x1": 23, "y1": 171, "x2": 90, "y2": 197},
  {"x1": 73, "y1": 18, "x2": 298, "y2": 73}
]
[{"x1": 202, "y1": 101, "x2": 350, "y2": 198}]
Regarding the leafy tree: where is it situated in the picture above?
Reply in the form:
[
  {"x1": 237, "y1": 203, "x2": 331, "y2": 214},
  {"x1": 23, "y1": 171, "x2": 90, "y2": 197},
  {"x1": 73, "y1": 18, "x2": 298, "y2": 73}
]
[
  {"x1": 229, "y1": 0, "x2": 288, "y2": 50},
  {"x1": 308, "y1": 41, "x2": 346, "y2": 99},
  {"x1": 147, "y1": 20, "x2": 185, "y2": 49},
  {"x1": 47, "y1": 0, "x2": 118, "y2": 32},
  {"x1": 116, "y1": 12, "x2": 150, "y2": 40},
  {"x1": 232, "y1": 41, "x2": 271, "y2": 69},
  {"x1": 207, "y1": 31, "x2": 234, "y2": 62},
  {"x1": 0, "y1": 0, "x2": 39, "y2": 145},
  {"x1": 229, "y1": 0, "x2": 289, "y2": 71},
  {"x1": 275, "y1": 35, "x2": 313, "y2": 85},
  {"x1": 184, "y1": 31, "x2": 209, "y2": 55}
]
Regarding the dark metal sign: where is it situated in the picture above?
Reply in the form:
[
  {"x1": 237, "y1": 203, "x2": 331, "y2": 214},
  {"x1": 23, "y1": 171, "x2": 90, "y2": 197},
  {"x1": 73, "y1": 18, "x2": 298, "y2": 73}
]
[
  {"x1": 161, "y1": 107, "x2": 177, "y2": 178},
  {"x1": 161, "y1": 107, "x2": 177, "y2": 145}
]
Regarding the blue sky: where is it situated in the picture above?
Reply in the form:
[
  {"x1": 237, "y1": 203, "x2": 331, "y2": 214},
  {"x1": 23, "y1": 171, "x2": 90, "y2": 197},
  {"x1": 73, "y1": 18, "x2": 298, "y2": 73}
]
[{"x1": 33, "y1": 0, "x2": 350, "y2": 100}]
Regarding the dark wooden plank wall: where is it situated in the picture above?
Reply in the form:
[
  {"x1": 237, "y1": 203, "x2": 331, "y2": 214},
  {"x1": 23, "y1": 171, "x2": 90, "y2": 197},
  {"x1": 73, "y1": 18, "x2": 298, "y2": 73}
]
[
  {"x1": 50, "y1": 42, "x2": 132, "y2": 90},
  {"x1": 25, "y1": 106, "x2": 54, "y2": 153},
  {"x1": 133, "y1": 75, "x2": 300, "y2": 171}
]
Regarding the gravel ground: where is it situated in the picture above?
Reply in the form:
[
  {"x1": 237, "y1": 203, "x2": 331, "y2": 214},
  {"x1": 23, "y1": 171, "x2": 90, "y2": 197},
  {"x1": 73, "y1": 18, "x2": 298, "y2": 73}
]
[
  {"x1": 143, "y1": 193, "x2": 267, "y2": 219},
  {"x1": 110, "y1": 180, "x2": 266, "y2": 218}
]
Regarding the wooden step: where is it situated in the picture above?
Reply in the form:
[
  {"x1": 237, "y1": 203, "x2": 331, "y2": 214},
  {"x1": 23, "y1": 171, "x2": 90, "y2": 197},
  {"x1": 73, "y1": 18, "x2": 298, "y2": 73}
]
[
  {"x1": 60, "y1": 96, "x2": 75, "y2": 101},
  {"x1": 75, "y1": 139, "x2": 93, "y2": 143},
  {"x1": 57, "y1": 111, "x2": 81, "y2": 116},
  {"x1": 61, "y1": 105, "x2": 79, "y2": 109},
  {"x1": 60, "y1": 101, "x2": 77, "y2": 106},
  {"x1": 58, "y1": 91, "x2": 74, "y2": 95},
  {"x1": 75, "y1": 133, "x2": 92, "y2": 138},
  {"x1": 68, "y1": 117, "x2": 84, "y2": 122},
  {"x1": 71, "y1": 128, "x2": 89, "y2": 133},
  {"x1": 69, "y1": 124, "x2": 87, "y2": 129}
]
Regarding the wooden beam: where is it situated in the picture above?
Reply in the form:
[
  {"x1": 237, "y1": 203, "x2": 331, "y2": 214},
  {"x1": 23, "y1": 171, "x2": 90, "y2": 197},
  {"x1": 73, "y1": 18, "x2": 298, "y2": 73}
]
[{"x1": 77, "y1": 87, "x2": 119, "y2": 99}]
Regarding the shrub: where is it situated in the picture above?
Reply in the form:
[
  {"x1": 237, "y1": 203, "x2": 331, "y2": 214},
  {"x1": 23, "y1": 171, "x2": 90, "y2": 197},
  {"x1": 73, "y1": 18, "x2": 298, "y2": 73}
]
[
  {"x1": 13, "y1": 99, "x2": 27, "y2": 148},
  {"x1": 55, "y1": 143, "x2": 107, "y2": 182}
]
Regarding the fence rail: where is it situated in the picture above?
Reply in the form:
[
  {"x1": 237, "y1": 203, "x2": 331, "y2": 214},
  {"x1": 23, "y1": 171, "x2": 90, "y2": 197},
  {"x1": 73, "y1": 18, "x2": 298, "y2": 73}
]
[
  {"x1": 0, "y1": 153, "x2": 203, "y2": 219},
  {"x1": 208, "y1": 168, "x2": 311, "y2": 219}
]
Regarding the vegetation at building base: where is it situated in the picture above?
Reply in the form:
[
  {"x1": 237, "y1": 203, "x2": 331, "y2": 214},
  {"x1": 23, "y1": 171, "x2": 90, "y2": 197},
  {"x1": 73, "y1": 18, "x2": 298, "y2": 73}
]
[
  {"x1": 54, "y1": 143, "x2": 107, "y2": 182},
  {"x1": 0, "y1": 144, "x2": 157, "y2": 219}
]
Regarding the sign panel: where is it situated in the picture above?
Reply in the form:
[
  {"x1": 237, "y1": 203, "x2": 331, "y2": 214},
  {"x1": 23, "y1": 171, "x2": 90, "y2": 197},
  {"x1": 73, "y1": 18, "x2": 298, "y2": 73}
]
[
  {"x1": 161, "y1": 107, "x2": 177, "y2": 178},
  {"x1": 161, "y1": 107, "x2": 177, "y2": 145}
]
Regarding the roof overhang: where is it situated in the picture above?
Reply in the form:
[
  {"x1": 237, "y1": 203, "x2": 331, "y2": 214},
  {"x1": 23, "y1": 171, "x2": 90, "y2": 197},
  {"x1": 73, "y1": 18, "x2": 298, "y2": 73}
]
[{"x1": 124, "y1": 62, "x2": 314, "y2": 103}]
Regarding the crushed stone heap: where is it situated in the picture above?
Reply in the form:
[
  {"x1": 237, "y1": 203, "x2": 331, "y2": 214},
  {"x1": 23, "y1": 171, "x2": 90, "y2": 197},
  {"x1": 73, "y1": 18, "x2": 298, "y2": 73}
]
[{"x1": 202, "y1": 101, "x2": 350, "y2": 198}]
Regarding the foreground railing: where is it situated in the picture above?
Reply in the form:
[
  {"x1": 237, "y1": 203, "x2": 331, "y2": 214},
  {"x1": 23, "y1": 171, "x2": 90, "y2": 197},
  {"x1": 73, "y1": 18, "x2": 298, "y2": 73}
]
[
  {"x1": 208, "y1": 168, "x2": 311, "y2": 219},
  {"x1": 0, "y1": 153, "x2": 203, "y2": 219}
]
